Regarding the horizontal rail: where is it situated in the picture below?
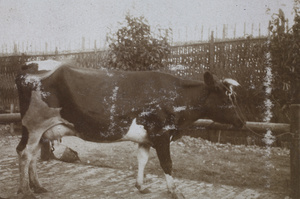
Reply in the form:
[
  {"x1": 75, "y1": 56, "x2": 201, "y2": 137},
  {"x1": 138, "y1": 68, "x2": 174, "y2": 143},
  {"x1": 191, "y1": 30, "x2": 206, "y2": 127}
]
[
  {"x1": 0, "y1": 113, "x2": 21, "y2": 123},
  {"x1": 194, "y1": 119, "x2": 290, "y2": 134},
  {"x1": 0, "y1": 113, "x2": 290, "y2": 134}
]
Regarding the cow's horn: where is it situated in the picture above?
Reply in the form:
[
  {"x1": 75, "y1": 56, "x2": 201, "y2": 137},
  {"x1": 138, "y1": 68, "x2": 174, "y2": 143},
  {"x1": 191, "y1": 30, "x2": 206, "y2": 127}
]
[{"x1": 223, "y1": 78, "x2": 240, "y2": 87}]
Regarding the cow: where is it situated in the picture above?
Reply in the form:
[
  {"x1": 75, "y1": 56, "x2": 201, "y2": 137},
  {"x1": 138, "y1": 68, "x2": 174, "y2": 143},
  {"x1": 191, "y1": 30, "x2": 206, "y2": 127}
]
[{"x1": 15, "y1": 62, "x2": 244, "y2": 199}]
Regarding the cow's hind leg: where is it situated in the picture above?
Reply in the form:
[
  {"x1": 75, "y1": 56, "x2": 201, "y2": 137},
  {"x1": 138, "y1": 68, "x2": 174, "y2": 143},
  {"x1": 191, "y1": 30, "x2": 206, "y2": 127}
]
[
  {"x1": 18, "y1": 144, "x2": 38, "y2": 198},
  {"x1": 17, "y1": 130, "x2": 45, "y2": 199},
  {"x1": 135, "y1": 144, "x2": 151, "y2": 194},
  {"x1": 154, "y1": 134, "x2": 185, "y2": 199},
  {"x1": 29, "y1": 143, "x2": 48, "y2": 193}
]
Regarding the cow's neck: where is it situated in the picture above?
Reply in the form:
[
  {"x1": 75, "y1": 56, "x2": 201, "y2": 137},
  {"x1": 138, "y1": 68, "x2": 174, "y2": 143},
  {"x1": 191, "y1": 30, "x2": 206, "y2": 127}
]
[{"x1": 176, "y1": 84, "x2": 210, "y2": 127}]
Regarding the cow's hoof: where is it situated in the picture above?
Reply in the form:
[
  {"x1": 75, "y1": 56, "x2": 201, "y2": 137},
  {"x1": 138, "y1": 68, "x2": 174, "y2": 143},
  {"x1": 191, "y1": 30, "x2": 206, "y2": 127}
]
[
  {"x1": 171, "y1": 192, "x2": 185, "y2": 199},
  {"x1": 33, "y1": 186, "x2": 48, "y2": 193},
  {"x1": 139, "y1": 188, "x2": 151, "y2": 194},
  {"x1": 135, "y1": 184, "x2": 151, "y2": 194},
  {"x1": 22, "y1": 193, "x2": 37, "y2": 199}
]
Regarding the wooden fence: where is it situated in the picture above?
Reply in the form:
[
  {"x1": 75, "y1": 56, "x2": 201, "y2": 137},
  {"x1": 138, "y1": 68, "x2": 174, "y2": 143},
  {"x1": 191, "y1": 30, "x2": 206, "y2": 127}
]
[
  {"x1": 166, "y1": 34, "x2": 267, "y2": 82},
  {"x1": 0, "y1": 35, "x2": 268, "y2": 110}
]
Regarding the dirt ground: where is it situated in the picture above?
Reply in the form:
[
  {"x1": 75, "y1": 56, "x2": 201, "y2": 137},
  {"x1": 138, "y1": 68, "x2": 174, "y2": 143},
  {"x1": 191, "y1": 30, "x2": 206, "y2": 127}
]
[{"x1": 0, "y1": 127, "x2": 291, "y2": 199}]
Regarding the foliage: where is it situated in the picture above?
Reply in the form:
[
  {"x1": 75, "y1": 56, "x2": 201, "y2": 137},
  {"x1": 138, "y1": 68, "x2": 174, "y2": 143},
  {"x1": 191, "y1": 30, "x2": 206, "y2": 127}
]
[
  {"x1": 269, "y1": 8, "x2": 300, "y2": 122},
  {"x1": 106, "y1": 14, "x2": 171, "y2": 71}
]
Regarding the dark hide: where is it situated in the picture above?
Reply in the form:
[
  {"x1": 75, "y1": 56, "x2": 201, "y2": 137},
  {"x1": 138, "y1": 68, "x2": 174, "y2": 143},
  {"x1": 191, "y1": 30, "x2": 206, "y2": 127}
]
[{"x1": 15, "y1": 64, "x2": 244, "y2": 198}]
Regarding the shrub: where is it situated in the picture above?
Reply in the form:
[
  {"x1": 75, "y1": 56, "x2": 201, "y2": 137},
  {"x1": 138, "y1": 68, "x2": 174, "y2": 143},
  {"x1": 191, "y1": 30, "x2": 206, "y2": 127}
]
[
  {"x1": 269, "y1": 8, "x2": 300, "y2": 122},
  {"x1": 106, "y1": 14, "x2": 171, "y2": 71}
]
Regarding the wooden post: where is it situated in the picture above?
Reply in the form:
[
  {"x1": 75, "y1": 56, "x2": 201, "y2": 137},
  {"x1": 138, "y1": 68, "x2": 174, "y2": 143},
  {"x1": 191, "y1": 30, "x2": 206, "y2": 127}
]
[
  {"x1": 234, "y1": 24, "x2": 236, "y2": 39},
  {"x1": 209, "y1": 31, "x2": 214, "y2": 69},
  {"x1": 184, "y1": 26, "x2": 187, "y2": 42},
  {"x1": 94, "y1": 40, "x2": 97, "y2": 53},
  {"x1": 13, "y1": 42, "x2": 18, "y2": 55},
  {"x1": 201, "y1": 25, "x2": 203, "y2": 41},
  {"x1": 290, "y1": 104, "x2": 300, "y2": 198},
  {"x1": 222, "y1": 24, "x2": 226, "y2": 40},
  {"x1": 45, "y1": 42, "x2": 48, "y2": 55},
  {"x1": 217, "y1": 130, "x2": 221, "y2": 143},
  {"x1": 82, "y1": 37, "x2": 85, "y2": 51},
  {"x1": 10, "y1": 104, "x2": 15, "y2": 135}
]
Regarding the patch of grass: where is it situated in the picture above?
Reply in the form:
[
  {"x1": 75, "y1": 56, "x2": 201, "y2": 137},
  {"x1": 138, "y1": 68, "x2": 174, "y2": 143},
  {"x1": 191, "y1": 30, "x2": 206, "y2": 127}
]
[{"x1": 170, "y1": 136, "x2": 289, "y2": 193}]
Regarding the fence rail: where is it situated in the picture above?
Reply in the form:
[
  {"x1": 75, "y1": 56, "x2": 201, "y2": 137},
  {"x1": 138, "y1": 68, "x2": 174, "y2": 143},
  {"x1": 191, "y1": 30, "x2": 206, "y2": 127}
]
[{"x1": 0, "y1": 113, "x2": 290, "y2": 135}]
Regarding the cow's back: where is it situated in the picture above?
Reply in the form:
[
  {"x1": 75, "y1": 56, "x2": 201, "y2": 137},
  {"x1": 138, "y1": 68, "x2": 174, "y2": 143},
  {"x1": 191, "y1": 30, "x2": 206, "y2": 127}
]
[{"x1": 58, "y1": 66, "x2": 184, "y2": 112}]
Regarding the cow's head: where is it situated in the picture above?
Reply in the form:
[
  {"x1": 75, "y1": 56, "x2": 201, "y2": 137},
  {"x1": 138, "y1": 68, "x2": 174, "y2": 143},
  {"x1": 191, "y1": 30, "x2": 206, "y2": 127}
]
[{"x1": 203, "y1": 72, "x2": 245, "y2": 128}]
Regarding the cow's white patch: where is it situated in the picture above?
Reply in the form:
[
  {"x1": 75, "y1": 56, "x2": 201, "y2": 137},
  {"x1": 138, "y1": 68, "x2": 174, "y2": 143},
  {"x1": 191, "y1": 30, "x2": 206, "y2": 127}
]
[
  {"x1": 24, "y1": 76, "x2": 50, "y2": 98},
  {"x1": 140, "y1": 111, "x2": 151, "y2": 116},
  {"x1": 165, "y1": 174, "x2": 175, "y2": 191},
  {"x1": 26, "y1": 60, "x2": 61, "y2": 71},
  {"x1": 163, "y1": 125, "x2": 176, "y2": 131},
  {"x1": 110, "y1": 86, "x2": 119, "y2": 101},
  {"x1": 109, "y1": 86, "x2": 119, "y2": 129},
  {"x1": 173, "y1": 106, "x2": 186, "y2": 112},
  {"x1": 136, "y1": 145, "x2": 150, "y2": 191},
  {"x1": 121, "y1": 118, "x2": 148, "y2": 143},
  {"x1": 140, "y1": 108, "x2": 155, "y2": 117},
  {"x1": 169, "y1": 65, "x2": 185, "y2": 71},
  {"x1": 149, "y1": 100, "x2": 158, "y2": 105}
]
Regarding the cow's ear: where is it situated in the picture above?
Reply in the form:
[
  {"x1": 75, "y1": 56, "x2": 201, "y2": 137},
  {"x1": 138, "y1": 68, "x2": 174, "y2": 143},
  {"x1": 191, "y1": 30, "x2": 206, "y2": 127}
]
[{"x1": 204, "y1": 72, "x2": 215, "y2": 87}]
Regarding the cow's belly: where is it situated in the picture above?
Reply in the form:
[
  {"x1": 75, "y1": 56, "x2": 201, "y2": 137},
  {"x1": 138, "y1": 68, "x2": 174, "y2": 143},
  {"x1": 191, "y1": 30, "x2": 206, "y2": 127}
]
[{"x1": 42, "y1": 118, "x2": 149, "y2": 144}]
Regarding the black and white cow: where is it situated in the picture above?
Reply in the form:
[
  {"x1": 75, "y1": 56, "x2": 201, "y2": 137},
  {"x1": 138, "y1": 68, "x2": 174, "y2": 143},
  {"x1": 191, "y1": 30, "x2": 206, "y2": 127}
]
[{"x1": 15, "y1": 62, "x2": 244, "y2": 199}]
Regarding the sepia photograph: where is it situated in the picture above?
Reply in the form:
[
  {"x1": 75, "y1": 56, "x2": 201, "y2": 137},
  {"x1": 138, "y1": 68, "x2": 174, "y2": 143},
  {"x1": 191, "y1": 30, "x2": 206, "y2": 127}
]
[{"x1": 0, "y1": 0, "x2": 299, "y2": 198}]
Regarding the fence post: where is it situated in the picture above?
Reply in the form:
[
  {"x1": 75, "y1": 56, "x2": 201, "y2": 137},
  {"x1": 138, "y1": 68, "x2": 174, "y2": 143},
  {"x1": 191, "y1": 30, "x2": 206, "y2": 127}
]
[
  {"x1": 209, "y1": 31, "x2": 214, "y2": 69},
  {"x1": 217, "y1": 130, "x2": 221, "y2": 143},
  {"x1": 10, "y1": 103, "x2": 15, "y2": 135},
  {"x1": 82, "y1": 37, "x2": 85, "y2": 51},
  {"x1": 290, "y1": 104, "x2": 300, "y2": 198}
]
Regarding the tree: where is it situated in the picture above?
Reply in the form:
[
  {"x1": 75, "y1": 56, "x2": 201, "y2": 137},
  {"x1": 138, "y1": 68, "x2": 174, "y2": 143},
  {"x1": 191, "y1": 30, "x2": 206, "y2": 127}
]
[
  {"x1": 106, "y1": 14, "x2": 171, "y2": 71},
  {"x1": 269, "y1": 8, "x2": 300, "y2": 122}
]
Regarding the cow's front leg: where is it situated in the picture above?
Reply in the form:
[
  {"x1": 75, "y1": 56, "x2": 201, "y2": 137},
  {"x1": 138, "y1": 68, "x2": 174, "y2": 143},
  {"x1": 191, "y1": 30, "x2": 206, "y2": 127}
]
[
  {"x1": 154, "y1": 134, "x2": 185, "y2": 199},
  {"x1": 135, "y1": 143, "x2": 151, "y2": 194},
  {"x1": 29, "y1": 143, "x2": 48, "y2": 193}
]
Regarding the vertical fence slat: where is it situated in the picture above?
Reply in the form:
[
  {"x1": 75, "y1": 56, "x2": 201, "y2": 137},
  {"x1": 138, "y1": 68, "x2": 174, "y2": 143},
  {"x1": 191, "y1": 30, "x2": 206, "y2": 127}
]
[
  {"x1": 209, "y1": 31, "x2": 214, "y2": 69},
  {"x1": 9, "y1": 103, "x2": 15, "y2": 134}
]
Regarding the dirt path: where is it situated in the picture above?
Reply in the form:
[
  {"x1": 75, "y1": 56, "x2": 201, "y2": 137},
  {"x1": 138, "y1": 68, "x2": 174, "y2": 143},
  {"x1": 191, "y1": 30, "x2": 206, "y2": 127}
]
[{"x1": 0, "y1": 135, "x2": 288, "y2": 199}]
